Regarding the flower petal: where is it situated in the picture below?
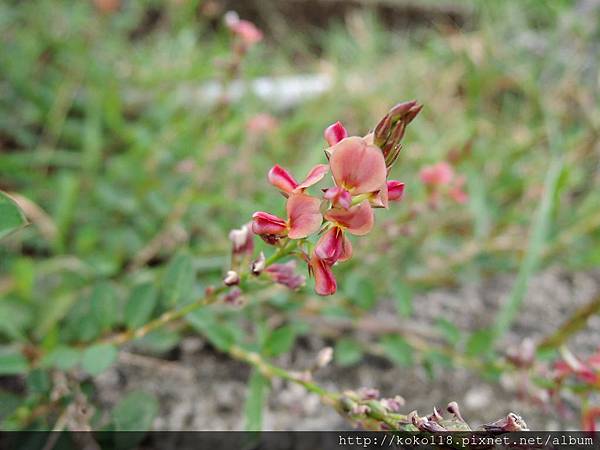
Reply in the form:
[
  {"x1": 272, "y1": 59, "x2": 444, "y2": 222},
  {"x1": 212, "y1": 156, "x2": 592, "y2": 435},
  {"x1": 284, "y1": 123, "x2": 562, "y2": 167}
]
[
  {"x1": 387, "y1": 180, "x2": 405, "y2": 202},
  {"x1": 314, "y1": 227, "x2": 352, "y2": 264},
  {"x1": 286, "y1": 193, "x2": 323, "y2": 239},
  {"x1": 251, "y1": 211, "x2": 288, "y2": 236},
  {"x1": 324, "y1": 201, "x2": 374, "y2": 236},
  {"x1": 324, "y1": 186, "x2": 352, "y2": 209},
  {"x1": 309, "y1": 256, "x2": 337, "y2": 296},
  {"x1": 330, "y1": 137, "x2": 387, "y2": 194},
  {"x1": 324, "y1": 121, "x2": 348, "y2": 146},
  {"x1": 449, "y1": 186, "x2": 468, "y2": 204},
  {"x1": 268, "y1": 164, "x2": 298, "y2": 194},
  {"x1": 297, "y1": 164, "x2": 329, "y2": 190},
  {"x1": 369, "y1": 183, "x2": 388, "y2": 209},
  {"x1": 265, "y1": 261, "x2": 306, "y2": 290},
  {"x1": 419, "y1": 162, "x2": 454, "y2": 186}
]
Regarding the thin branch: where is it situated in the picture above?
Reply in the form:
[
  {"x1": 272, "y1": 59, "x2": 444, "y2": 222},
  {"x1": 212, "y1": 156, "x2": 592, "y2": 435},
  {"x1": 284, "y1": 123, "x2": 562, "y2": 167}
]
[{"x1": 537, "y1": 294, "x2": 600, "y2": 352}]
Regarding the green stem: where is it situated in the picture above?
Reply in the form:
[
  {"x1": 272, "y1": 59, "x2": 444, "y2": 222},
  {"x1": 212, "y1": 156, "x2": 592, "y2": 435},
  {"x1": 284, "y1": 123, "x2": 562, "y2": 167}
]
[
  {"x1": 97, "y1": 240, "x2": 299, "y2": 348},
  {"x1": 351, "y1": 193, "x2": 370, "y2": 206},
  {"x1": 265, "y1": 238, "x2": 300, "y2": 266},
  {"x1": 227, "y1": 344, "x2": 412, "y2": 430},
  {"x1": 100, "y1": 286, "x2": 227, "y2": 346},
  {"x1": 229, "y1": 345, "x2": 335, "y2": 400},
  {"x1": 537, "y1": 294, "x2": 600, "y2": 352}
]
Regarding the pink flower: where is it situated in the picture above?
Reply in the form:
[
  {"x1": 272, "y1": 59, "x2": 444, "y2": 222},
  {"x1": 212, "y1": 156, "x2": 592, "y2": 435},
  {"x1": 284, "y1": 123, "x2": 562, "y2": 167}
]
[
  {"x1": 264, "y1": 261, "x2": 305, "y2": 290},
  {"x1": 583, "y1": 408, "x2": 600, "y2": 432},
  {"x1": 449, "y1": 179, "x2": 468, "y2": 204},
  {"x1": 247, "y1": 113, "x2": 278, "y2": 135},
  {"x1": 324, "y1": 201, "x2": 374, "y2": 236},
  {"x1": 250, "y1": 100, "x2": 422, "y2": 296},
  {"x1": 553, "y1": 349, "x2": 600, "y2": 385},
  {"x1": 420, "y1": 162, "x2": 454, "y2": 186},
  {"x1": 314, "y1": 227, "x2": 352, "y2": 264},
  {"x1": 224, "y1": 12, "x2": 263, "y2": 46},
  {"x1": 313, "y1": 200, "x2": 372, "y2": 272},
  {"x1": 268, "y1": 164, "x2": 329, "y2": 196},
  {"x1": 329, "y1": 137, "x2": 387, "y2": 196},
  {"x1": 309, "y1": 256, "x2": 337, "y2": 296},
  {"x1": 369, "y1": 180, "x2": 405, "y2": 209},
  {"x1": 323, "y1": 121, "x2": 348, "y2": 146},
  {"x1": 323, "y1": 186, "x2": 352, "y2": 209},
  {"x1": 420, "y1": 162, "x2": 468, "y2": 205},
  {"x1": 252, "y1": 193, "x2": 322, "y2": 240},
  {"x1": 386, "y1": 181, "x2": 405, "y2": 202}
]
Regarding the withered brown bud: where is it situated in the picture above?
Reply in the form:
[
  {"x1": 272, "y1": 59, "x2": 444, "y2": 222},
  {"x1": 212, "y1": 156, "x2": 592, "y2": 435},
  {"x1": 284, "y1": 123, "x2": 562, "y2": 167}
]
[
  {"x1": 223, "y1": 287, "x2": 243, "y2": 305},
  {"x1": 427, "y1": 406, "x2": 444, "y2": 422},
  {"x1": 482, "y1": 413, "x2": 529, "y2": 432},
  {"x1": 447, "y1": 401, "x2": 466, "y2": 423},
  {"x1": 411, "y1": 413, "x2": 448, "y2": 432},
  {"x1": 357, "y1": 387, "x2": 380, "y2": 400},
  {"x1": 251, "y1": 252, "x2": 266, "y2": 275}
]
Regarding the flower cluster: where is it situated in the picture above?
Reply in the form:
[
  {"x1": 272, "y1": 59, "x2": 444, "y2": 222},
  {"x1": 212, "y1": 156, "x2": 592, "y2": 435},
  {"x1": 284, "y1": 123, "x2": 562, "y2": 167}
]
[
  {"x1": 419, "y1": 161, "x2": 468, "y2": 206},
  {"x1": 552, "y1": 348, "x2": 600, "y2": 386},
  {"x1": 251, "y1": 101, "x2": 422, "y2": 295}
]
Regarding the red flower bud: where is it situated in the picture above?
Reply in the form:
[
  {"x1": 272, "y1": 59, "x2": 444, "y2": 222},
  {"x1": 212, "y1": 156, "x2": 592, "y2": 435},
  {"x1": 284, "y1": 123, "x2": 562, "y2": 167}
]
[
  {"x1": 324, "y1": 121, "x2": 348, "y2": 147},
  {"x1": 386, "y1": 181, "x2": 405, "y2": 202}
]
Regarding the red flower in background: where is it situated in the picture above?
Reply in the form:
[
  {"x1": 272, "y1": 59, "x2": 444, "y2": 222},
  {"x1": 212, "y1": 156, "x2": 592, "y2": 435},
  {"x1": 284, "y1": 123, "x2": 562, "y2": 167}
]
[
  {"x1": 420, "y1": 161, "x2": 468, "y2": 206},
  {"x1": 224, "y1": 12, "x2": 263, "y2": 47}
]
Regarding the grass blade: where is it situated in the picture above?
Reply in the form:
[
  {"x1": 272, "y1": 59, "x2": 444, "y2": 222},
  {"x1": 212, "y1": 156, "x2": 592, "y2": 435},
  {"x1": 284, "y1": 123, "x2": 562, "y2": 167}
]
[{"x1": 493, "y1": 155, "x2": 564, "y2": 338}]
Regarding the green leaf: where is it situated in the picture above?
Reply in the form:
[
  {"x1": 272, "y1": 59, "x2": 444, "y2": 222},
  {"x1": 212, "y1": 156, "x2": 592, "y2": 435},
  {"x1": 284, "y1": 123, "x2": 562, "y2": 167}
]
[
  {"x1": 244, "y1": 369, "x2": 269, "y2": 431},
  {"x1": 125, "y1": 282, "x2": 158, "y2": 330},
  {"x1": 187, "y1": 310, "x2": 235, "y2": 352},
  {"x1": 53, "y1": 174, "x2": 80, "y2": 253},
  {"x1": 0, "y1": 349, "x2": 28, "y2": 375},
  {"x1": 422, "y1": 350, "x2": 453, "y2": 380},
  {"x1": 35, "y1": 292, "x2": 78, "y2": 340},
  {"x1": 112, "y1": 390, "x2": 158, "y2": 431},
  {"x1": 394, "y1": 283, "x2": 413, "y2": 317},
  {"x1": 465, "y1": 329, "x2": 495, "y2": 356},
  {"x1": 134, "y1": 329, "x2": 180, "y2": 354},
  {"x1": 263, "y1": 325, "x2": 296, "y2": 357},
  {"x1": 436, "y1": 319, "x2": 461, "y2": 345},
  {"x1": 41, "y1": 346, "x2": 81, "y2": 370},
  {"x1": 0, "y1": 191, "x2": 27, "y2": 240},
  {"x1": 380, "y1": 335, "x2": 413, "y2": 367},
  {"x1": 0, "y1": 391, "x2": 21, "y2": 421},
  {"x1": 27, "y1": 369, "x2": 50, "y2": 394},
  {"x1": 81, "y1": 344, "x2": 117, "y2": 376},
  {"x1": 0, "y1": 302, "x2": 31, "y2": 342},
  {"x1": 334, "y1": 339, "x2": 363, "y2": 367},
  {"x1": 162, "y1": 252, "x2": 195, "y2": 307},
  {"x1": 91, "y1": 282, "x2": 119, "y2": 331},
  {"x1": 344, "y1": 277, "x2": 377, "y2": 310}
]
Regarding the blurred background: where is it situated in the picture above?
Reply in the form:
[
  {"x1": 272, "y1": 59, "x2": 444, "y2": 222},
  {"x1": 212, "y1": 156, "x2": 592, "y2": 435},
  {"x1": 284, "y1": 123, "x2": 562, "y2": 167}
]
[{"x1": 1, "y1": 0, "x2": 599, "y2": 431}]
